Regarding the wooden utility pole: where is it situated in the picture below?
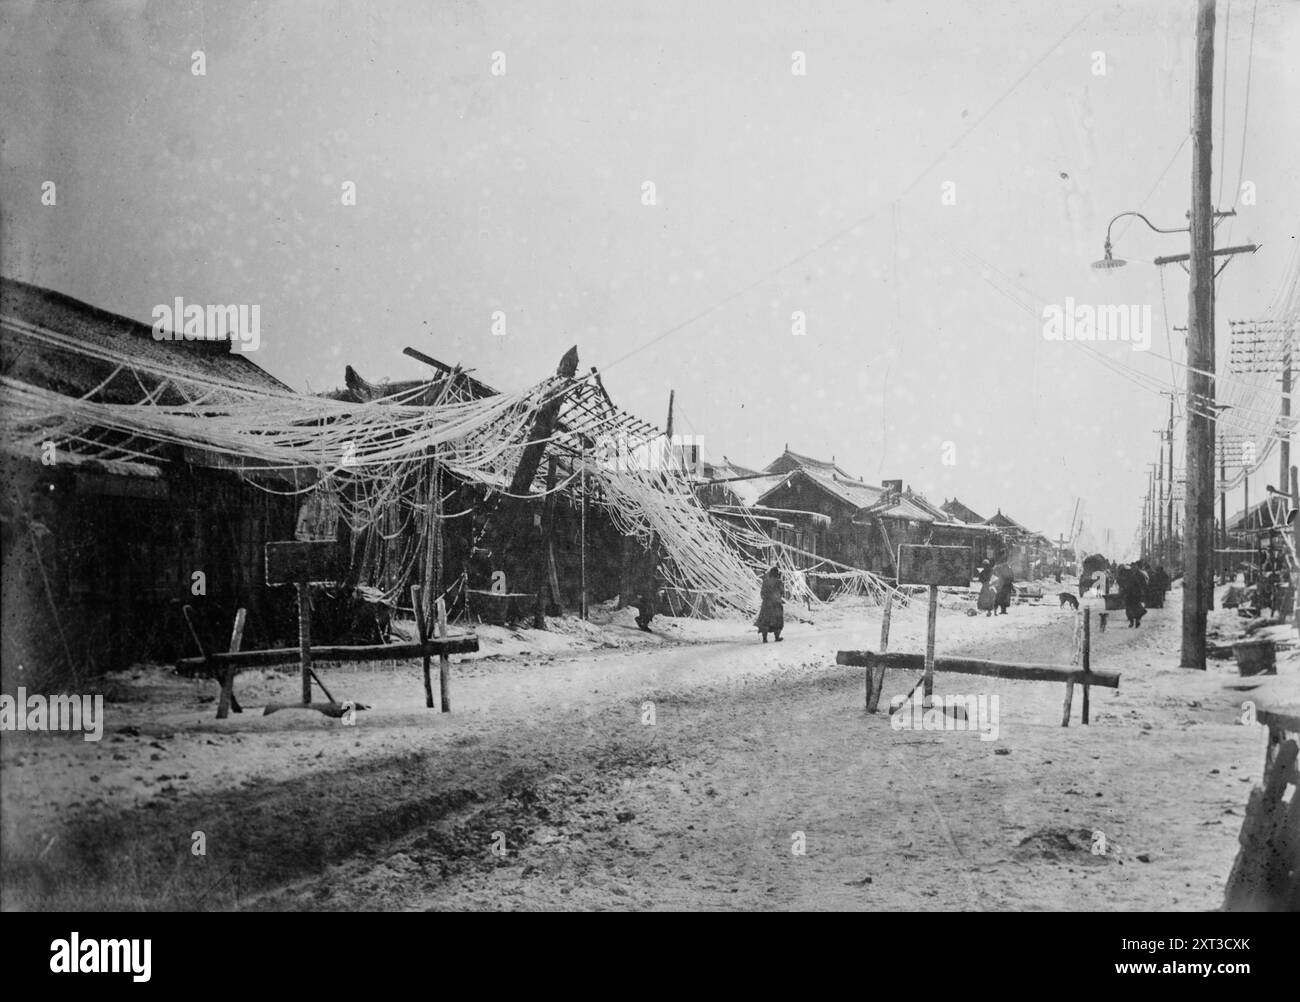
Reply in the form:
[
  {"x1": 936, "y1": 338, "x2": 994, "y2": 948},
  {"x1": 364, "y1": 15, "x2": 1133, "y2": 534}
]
[
  {"x1": 1219, "y1": 433, "x2": 1227, "y2": 582},
  {"x1": 1156, "y1": 429, "x2": 1166, "y2": 561},
  {"x1": 1292, "y1": 465, "x2": 1299, "y2": 620},
  {"x1": 1165, "y1": 393, "x2": 1176, "y2": 571},
  {"x1": 580, "y1": 442, "x2": 588, "y2": 620},
  {"x1": 1181, "y1": 0, "x2": 1216, "y2": 670},
  {"x1": 1281, "y1": 341, "x2": 1292, "y2": 489}
]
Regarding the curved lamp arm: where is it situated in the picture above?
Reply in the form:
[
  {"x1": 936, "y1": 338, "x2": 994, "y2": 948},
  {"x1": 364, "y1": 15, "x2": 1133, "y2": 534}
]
[{"x1": 1103, "y1": 211, "x2": 1190, "y2": 252}]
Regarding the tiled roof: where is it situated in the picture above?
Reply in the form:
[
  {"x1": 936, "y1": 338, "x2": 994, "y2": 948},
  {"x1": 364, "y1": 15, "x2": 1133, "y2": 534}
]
[
  {"x1": 758, "y1": 466, "x2": 882, "y2": 510},
  {"x1": 984, "y1": 509, "x2": 1027, "y2": 531},
  {"x1": 941, "y1": 497, "x2": 986, "y2": 524},
  {"x1": 763, "y1": 448, "x2": 858, "y2": 481}
]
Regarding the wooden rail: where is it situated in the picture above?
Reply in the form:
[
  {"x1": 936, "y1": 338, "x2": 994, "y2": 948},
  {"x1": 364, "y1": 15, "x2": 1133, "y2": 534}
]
[
  {"x1": 835, "y1": 651, "x2": 1120, "y2": 689},
  {"x1": 177, "y1": 636, "x2": 478, "y2": 673}
]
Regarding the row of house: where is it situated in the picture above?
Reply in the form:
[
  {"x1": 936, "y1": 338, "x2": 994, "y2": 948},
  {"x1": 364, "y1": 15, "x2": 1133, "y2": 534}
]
[
  {"x1": 2, "y1": 277, "x2": 1070, "y2": 681},
  {"x1": 699, "y1": 447, "x2": 1064, "y2": 587},
  {"x1": 1, "y1": 279, "x2": 669, "y2": 678}
]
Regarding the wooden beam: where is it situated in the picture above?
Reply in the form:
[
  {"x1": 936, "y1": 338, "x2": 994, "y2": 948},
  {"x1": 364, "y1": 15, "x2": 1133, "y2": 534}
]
[
  {"x1": 177, "y1": 635, "x2": 479, "y2": 672},
  {"x1": 437, "y1": 597, "x2": 451, "y2": 713},
  {"x1": 218, "y1": 608, "x2": 247, "y2": 719},
  {"x1": 868, "y1": 592, "x2": 892, "y2": 713},
  {"x1": 412, "y1": 585, "x2": 434, "y2": 709},
  {"x1": 835, "y1": 650, "x2": 1119, "y2": 688}
]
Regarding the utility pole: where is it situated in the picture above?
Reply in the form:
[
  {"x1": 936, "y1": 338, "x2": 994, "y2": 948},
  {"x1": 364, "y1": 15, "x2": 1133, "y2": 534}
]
[
  {"x1": 1181, "y1": 0, "x2": 1216, "y2": 670},
  {"x1": 1148, "y1": 468, "x2": 1156, "y2": 559},
  {"x1": 1155, "y1": 427, "x2": 1166, "y2": 561},
  {"x1": 1281, "y1": 339, "x2": 1292, "y2": 489},
  {"x1": 1219, "y1": 433, "x2": 1227, "y2": 582},
  {"x1": 1165, "y1": 392, "x2": 1175, "y2": 569}
]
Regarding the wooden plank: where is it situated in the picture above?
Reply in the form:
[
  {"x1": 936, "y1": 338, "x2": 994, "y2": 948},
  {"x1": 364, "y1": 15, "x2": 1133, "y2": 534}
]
[
  {"x1": 835, "y1": 650, "x2": 1120, "y2": 688},
  {"x1": 265, "y1": 540, "x2": 342, "y2": 586},
  {"x1": 412, "y1": 585, "x2": 434, "y2": 709},
  {"x1": 1061, "y1": 681, "x2": 1075, "y2": 727},
  {"x1": 217, "y1": 608, "x2": 247, "y2": 720},
  {"x1": 437, "y1": 597, "x2": 451, "y2": 713},
  {"x1": 897, "y1": 544, "x2": 973, "y2": 587},
  {"x1": 177, "y1": 635, "x2": 479, "y2": 671}
]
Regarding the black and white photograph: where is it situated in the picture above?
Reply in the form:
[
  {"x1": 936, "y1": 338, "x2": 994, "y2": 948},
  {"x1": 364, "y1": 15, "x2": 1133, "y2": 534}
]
[{"x1": 1, "y1": 0, "x2": 1297, "y2": 945}]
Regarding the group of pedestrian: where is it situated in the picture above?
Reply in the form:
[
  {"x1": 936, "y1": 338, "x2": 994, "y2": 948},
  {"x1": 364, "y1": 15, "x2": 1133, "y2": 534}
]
[{"x1": 976, "y1": 559, "x2": 1014, "y2": 615}]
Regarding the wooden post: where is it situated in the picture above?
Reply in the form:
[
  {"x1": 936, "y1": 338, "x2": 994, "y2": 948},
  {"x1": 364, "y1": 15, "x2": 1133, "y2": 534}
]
[
  {"x1": 218, "y1": 608, "x2": 247, "y2": 719},
  {"x1": 1081, "y1": 607, "x2": 1092, "y2": 724},
  {"x1": 535, "y1": 456, "x2": 558, "y2": 629},
  {"x1": 296, "y1": 581, "x2": 313, "y2": 704},
  {"x1": 1061, "y1": 678, "x2": 1074, "y2": 727},
  {"x1": 437, "y1": 597, "x2": 451, "y2": 713},
  {"x1": 181, "y1": 604, "x2": 207, "y2": 659},
  {"x1": 412, "y1": 585, "x2": 434, "y2": 709},
  {"x1": 924, "y1": 584, "x2": 938, "y2": 702},
  {"x1": 869, "y1": 592, "x2": 893, "y2": 712},
  {"x1": 1181, "y1": 0, "x2": 1216, "y2": 670},
  {"x1": 580, "y1": 443, "x2": 588, "y2": 620},
  {"x1": 1291, "y1": 466, "x2": 1299, "y2": 621}
]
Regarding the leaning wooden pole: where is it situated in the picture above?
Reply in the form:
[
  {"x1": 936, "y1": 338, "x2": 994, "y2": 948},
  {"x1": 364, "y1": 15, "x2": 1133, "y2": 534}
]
[{"x1": 868, "y1": 591, "x2": 893, "y2": 713}]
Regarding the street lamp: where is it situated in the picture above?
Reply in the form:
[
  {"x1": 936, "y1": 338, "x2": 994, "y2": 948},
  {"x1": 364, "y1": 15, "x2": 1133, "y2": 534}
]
[{"x1": 1090, "y1": 211, "x2": 1191, "y2": 270}]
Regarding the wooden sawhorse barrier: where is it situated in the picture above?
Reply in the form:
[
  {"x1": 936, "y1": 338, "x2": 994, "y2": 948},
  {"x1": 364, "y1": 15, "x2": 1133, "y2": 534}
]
[
  {"x1": 177, "y1": 593, "x2": 478, "y2": 719},
  {"x1": 1224, "y1": 706, "x2": 1300, "y2": 911},
  {"x1": 177, "y1": 542, "x2": 477, "y2": 719},
  {"x1": 839, "y1": 607, "x2": 1118, "y2": 727}
]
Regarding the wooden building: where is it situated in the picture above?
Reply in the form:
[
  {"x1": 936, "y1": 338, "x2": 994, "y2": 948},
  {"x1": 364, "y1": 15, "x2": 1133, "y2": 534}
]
[{"x1": 0, "y1": 279, "x2": 305, "y2": 684}]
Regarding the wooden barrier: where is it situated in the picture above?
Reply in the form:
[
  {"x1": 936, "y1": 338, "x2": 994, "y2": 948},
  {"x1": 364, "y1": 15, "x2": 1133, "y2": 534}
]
[
  {"x1": 836, "y1": 651, "x2": 1118, "y2": 689},
  {"x1": 838, "y1": 608, "x2": 1114, "y2": 727},
  {"x1": 178, "y1": 575, "x2": 478, "y2": 719},
  {"x1": 176, "y1": 635, "x2": 478, "y2": 671},
  {"x1": 1224, "y1": 706, "x2": 1300, "y2": 911}
]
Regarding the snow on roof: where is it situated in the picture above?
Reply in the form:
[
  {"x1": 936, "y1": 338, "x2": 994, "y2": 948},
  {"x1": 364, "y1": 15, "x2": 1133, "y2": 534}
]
[
  {"x1": 757, "y1": 466, "x2": 883, "y2": 510},
  {"x1": 763, "y1": 447, "x2": 858, "y2": 481}
]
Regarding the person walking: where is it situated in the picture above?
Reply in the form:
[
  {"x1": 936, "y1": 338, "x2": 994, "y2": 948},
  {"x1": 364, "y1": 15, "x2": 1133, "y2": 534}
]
[
  {"x1": 756, "y1": 566, "x2": 784, "y2": 642},
  {"x1": 634, "y1": 539, "x2": 661, "y2": 632},
  {"x1": 992, "y1": 562, "x2": 1015, "y2": 615},
  {"x1": 976, "y1": 559, "x2": 996, "y2": 616}
]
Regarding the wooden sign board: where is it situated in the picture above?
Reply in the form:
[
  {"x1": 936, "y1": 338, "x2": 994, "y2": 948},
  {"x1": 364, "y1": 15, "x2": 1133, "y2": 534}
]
[
  {"x1": 897, "y1": 544, "x2": 972, "y2": 587},
  {"x1": 265, "y1": 540, "x2": 342, "y2": 585}
]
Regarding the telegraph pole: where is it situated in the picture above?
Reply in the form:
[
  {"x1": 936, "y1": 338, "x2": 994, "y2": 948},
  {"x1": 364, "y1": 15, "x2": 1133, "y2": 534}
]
[
  {"x1": 1219, "y1": 433, "x2": 1227, "y2": 582},
  {"x1": 1281, "y1": 337, "x2": 1292, "y2": 488},
  {"x1": 1165, "y1": 392, "x2": 1175, "y2": 569},
  {"x1": 1181, "y1": 0, "x2": 1216, "y2": 670}
]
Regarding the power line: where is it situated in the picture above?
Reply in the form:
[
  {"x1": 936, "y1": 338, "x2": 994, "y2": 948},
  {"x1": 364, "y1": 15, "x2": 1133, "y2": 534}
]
[{"x1": 598, "y1": 3, "x2": 1105, "y2": 375}]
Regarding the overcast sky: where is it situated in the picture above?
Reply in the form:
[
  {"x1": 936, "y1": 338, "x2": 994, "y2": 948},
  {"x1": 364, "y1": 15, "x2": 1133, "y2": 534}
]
[{"x1": 3, "y1": 0, "x2": 1298, "y2": 555}]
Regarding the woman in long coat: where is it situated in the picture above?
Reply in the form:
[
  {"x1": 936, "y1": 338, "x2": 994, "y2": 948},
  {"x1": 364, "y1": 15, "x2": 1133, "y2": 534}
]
[{"x1": 756, "y1": 566, "x2": 784, "y2": 642}]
